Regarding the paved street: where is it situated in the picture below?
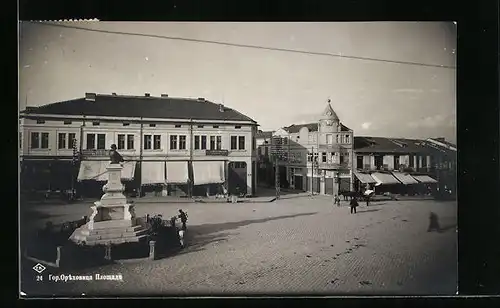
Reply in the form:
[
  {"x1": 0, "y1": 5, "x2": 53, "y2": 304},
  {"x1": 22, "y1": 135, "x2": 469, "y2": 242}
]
[{"x1": 21, "y1": 196, "x2": 457, "y2": 296}]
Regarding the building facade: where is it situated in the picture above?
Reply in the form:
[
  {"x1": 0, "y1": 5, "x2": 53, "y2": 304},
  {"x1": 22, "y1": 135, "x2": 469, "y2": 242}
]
[
  {"x1": 19, "y1": 93, "x2": 259, "y2": 198},
  {"x1": 352, "y1": 136, "x2": 456, "y2": 197},
  {"x1": 264, "y1": 102, "x2": 354, "y2": 196}
]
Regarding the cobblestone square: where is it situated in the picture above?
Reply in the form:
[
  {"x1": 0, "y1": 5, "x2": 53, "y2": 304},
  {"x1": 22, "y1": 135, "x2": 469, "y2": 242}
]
[{"x1": 21, "y1": 196, "x2": 457, "y2": 296}]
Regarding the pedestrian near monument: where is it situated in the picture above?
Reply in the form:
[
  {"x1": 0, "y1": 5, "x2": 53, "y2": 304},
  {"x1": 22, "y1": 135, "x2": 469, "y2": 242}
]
[
  {"x1": 350, "y1": 197, "x2": 359, "y2": 214},
  {"x1": 178, "y1": 209, "x2": 188, "y2": 231}
]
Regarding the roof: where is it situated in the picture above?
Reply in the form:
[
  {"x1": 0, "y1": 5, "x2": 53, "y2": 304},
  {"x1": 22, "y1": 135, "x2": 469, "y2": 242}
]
[
  {"x1": 283, "y1": 123, "x2": 351, "y2": 134},
  {"x1": 321, "y1": 103, "x2": 339, "y2": 121},
  {"x1": 354, "y1": 136, "x2": 456, "y2": 155},
  {"x1": 20, "y1": 94, "x2": 257, "y2": 123},
  {"x1": 256, "y1": 130, "x2": 274, "y2": 139},
  {"x1": 428, "y1": 138, "x2": 456, "y2": 149}
]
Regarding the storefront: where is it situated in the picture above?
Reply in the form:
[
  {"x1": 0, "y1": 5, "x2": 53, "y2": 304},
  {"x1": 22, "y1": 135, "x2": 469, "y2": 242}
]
[
  {"x1": 191, "y1": 160, "x2": 226, "y2": 196},
  {"x1": 165, "y1": 161, "x2": 190, "y2": 197}
]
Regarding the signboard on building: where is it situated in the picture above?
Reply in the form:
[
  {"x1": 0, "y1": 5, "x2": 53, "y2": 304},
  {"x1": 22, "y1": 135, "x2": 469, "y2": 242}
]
[
  {"x1": 81, "y1": 149, "x2": 110, "y2": 157},
  {"x1": 206, "y1": 149, "x2": 229, "y2": 156}
]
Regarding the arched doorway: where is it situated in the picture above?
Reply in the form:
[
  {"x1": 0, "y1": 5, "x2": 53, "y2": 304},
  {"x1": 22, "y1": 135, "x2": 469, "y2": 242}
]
[{"x1": 228, "y1": 161, "x2": 247, "y2": 196}]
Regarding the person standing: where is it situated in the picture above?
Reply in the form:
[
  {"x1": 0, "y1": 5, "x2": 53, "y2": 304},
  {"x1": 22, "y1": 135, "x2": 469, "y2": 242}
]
[
  {"x1": 334, "y1": 194, "x2": 341, "y2": 207},
  {"x1": 178, "y1": 209, "x2": 188, "y2": 231},
  {"x1": 350, "y1": 197, "x2": 359, "y2": 214}
]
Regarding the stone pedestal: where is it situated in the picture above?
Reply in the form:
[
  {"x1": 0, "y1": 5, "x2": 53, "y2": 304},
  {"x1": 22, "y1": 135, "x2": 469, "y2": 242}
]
[{"x1": 70, "y1": 163, "x2": 147, "y2": 246}]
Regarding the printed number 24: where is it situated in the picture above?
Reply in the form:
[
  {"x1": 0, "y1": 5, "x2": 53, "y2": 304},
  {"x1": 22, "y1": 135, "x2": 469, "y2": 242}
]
[{"x1": 36, "y1": 275, "x2": 43, "y2": 281}]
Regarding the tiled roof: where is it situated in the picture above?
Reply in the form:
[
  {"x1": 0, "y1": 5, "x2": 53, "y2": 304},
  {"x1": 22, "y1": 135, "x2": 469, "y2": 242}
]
[
  {"x1": 354, "y1": 136, "x2": 456, "y2": 156},
  {"x1": 256, "y1": 130, "x2": 274, "y2": 139},
  {"x1": 283, "y1": 123, "x2": 351, "y2": 133},
  {"x1": 20, "y1": 94, "x2": 257, "y2": 123}
]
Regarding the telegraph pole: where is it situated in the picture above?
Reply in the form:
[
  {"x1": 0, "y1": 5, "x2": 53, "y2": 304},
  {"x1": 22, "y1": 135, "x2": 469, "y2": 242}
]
[
  {"x1": 310, "y1": 146, "x2": 314, "y2": 195},
  {"x1": 271, "y1": 136, "x2": 282, "y2": 200},
  {"x1": 71, "y1": 138, "x2": 79, "y2": 200}
]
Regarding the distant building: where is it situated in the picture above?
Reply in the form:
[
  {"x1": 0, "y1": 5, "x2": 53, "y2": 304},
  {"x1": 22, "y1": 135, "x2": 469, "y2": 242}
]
[
  {"x1": 261, "y1": 101, "x2": 355, "y2": 196},
  {"x1": 353, "y1": 136, "x2": 456, "y2": 196},
  {"x1": 255, "y1": 130, "x2": 274, "y2": 187},
  {"x1": 19, "y1": 92, "x2": 259, "y2": 198}
]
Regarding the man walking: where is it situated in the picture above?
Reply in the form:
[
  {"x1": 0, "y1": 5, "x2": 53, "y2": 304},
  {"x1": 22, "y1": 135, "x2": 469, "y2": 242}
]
[
  {"x1": 178, "y1": 209, "x2": 188, "y2": 231},
  {"x1": 350, "y1": 197, "x2": 359, "y2": 214}
]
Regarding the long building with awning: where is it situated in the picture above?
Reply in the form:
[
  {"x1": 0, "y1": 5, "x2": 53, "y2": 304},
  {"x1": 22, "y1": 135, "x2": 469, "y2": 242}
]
[{"x1": 19, "y1": 92, "x2": 259, "y2": 198}]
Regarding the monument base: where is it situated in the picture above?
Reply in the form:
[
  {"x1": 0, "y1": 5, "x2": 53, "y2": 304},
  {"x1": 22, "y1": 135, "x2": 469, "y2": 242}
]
[{"x1": 69, "y1": 222, "x2": 148, "y2": 246}]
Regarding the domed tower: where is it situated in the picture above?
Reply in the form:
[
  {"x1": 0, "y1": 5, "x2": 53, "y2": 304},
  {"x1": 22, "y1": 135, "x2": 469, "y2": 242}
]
[{"x1": 319, "y1": 99, "x2": 341, "y2": 134}]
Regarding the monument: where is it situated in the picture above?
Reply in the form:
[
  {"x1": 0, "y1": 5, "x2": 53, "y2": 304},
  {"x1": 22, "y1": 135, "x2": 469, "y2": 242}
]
[{"x1": 69, "y1": 145, "x2": 147, "y2": 245}]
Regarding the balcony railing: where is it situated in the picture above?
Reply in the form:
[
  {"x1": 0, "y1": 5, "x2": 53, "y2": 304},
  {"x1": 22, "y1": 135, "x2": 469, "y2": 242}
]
[{"x1": 317, "y1": 162, "x2": 349, "y2": 169}]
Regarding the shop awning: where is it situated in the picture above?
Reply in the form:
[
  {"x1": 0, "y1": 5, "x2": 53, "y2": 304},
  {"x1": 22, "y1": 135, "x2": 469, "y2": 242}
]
[
  {"x1": 166, "y1": 161, "x2": 189, "y2": 184},
  {"x1": 391, "y1": 171, "x2": 419, "y2": 185},
  {"x1": 141, "y1": 161, "x2": 166, "y2": 185},
  {"x1": 78, "y1": 161, "x2": 108, "y2": 181},
  {"x1": 353, "y1": 171, "x2": 376, "y2": 184},
  {"x1": 121, "y1": 161, "x2": 137, "y2": 181},
  {"x1": 413, "y1": 175, "x2": 438, "y2": 184},
  {"x1": 371, "y1": 172, "x2": 401, "y2": 185},
  {"x1": 192, "y1": 161, "x2": 225, "y2": 185}
]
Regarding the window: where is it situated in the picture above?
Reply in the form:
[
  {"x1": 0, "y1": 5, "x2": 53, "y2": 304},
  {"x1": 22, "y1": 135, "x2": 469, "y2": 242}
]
[
  {"x1": 149, "y1": 124, "x2": 156, "y2": 127},
  {"x1": 210, "y1": 136, "x2": 216, "y2": 150},
  {"x1": 264, "y1": 146, "x2": 268, "y2": 157},
  {"x1": 421, "y1": 156, "x2": 427, "y2": 168},
  {"x1": 175, "y1": 124, "x2": 181, "y2": 128},
  {"x1": 238, "y1": 136, "x2": 245, "y2": 150},
  {"x1": 201, "y1": 136, "x2": 207, "y2": 150},
  {"x1": 37, "y1": 119, "x2": 45, "y2": 124},
  {"x1": 326, "y1": 134, "x2": 333, "y2": 144},
  {"x1": 212, "y1": 125, "x2": 219, "y2": 128},
  {"x1": 216, "y1": 136, "x2": 222, "y2": 150},
  {"x1": 230, "y1": 136, "x2": 238, "y2": 150},
  {"x1": 194, "y1": 136, "x2": 200, "y2": 150},
  {"x1": 92, "y1": 121, "x2": 100, "y2": 126},
  {"x1": 68, "y1": 133, "x2": 76, "y2": 149},
  {"x1": 41, "y1": 133, "x2": 49, "y2": 149},
  {"x1": 336, "y1": 135, "x2": 339, "y2": 143},
  {"x1": 409, "y1": 155, "x2": 415, "y2": 167},
  {"x1": 307, "y1": 153, "x2": 313, "y2": 162},
  {"x1": 322, "y1": 152, "x2": 327, "y2": 163},
  {"x1": 252, "y1": 137, "x2": 256, "y2": 151},
  {"x1": 170, "y1": 135, "x2": 178, "y2": 150},
  {"x1": 64, "y1": 120, "x2": 72, "y2": 125},
  {"x1": 118, "y1": 134, "x2": 126, "y2": 150},
  {"x1": 197, "y1": 125, "x2": 204, "y2": 128},
  {"x1": 179, "y1": 135, "x2": 186, "y2": 150},
  {"x1": 235, "y1": 125, "x2": 241, "y2": 129},
  {"x1": 30, "y1": 132, "x2": 40, "y2": 149},
  {"x1": 127, "y1": 135, "x2": 134, "y2": 149},
  {"x1": 97, "y1": 134, "x2": 106, "y2": 149},
  {"x1": 58, "y1": 133, "x2": 66, "y2": 149},
  {"x1": 345, "y1": 134, "x2": 350, "y2": 144},
  {"x1": 86, "y1": 134, "x2": 96, "y2": 149},
  {"x1": 313, "y1": 153, "x2": 319, "y2": 163},
  {"x1": 340, "y1": 153, "x2": 345, "y2": 164},
  {"x1": 144, "y1": 135, "x2": 152, "y2": 150},
  {"x1": 154, "y1": 135, "x2": 161, "y2": 150},
  {"x1": 123, "y1": 123, "x2": 130, "y2": 126},
  {"x1": 357, "y1": 156, "x2": 364, "y2": 169},
  {"x1": 19, "y1": 132, "x2": 22, "y2": 149}
]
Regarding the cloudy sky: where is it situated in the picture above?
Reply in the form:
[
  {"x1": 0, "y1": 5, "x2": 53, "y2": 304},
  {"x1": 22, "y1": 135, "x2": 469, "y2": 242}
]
[{"x1": 19, "y1": 22, "x2": 456, "y2": 142}]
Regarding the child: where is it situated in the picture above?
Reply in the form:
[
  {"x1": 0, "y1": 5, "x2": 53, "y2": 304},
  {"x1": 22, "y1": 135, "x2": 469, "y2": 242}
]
[{"x1": 334, "y1": 194, "x2": 341, "y2": 207}]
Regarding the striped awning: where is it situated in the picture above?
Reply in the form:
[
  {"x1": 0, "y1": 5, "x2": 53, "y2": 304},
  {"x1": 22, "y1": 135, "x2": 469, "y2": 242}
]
[
  {"x1": 392, "y1": 171, "x2": 419, "y2": 185},
  {"x1": 353, "y1": 171, "x2": 376, "y2": 184},
  {"x1": 371, "y1": 172, "x2": 401, "y2": 185},
  {"x1": 413, "y1": 175, "x2": 438, "y2": 184}
]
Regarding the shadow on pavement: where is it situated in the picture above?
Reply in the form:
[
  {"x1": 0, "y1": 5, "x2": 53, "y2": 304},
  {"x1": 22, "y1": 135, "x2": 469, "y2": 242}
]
[
  {"x1": 356, "y1": 209, "x2": 380, "y2": 214},
  {"x1": 157, "y1": 212, "x2": 318, "y2": 259},
  {"x1": 255, "y1": 188, "x2": 306, "y2": 198}
]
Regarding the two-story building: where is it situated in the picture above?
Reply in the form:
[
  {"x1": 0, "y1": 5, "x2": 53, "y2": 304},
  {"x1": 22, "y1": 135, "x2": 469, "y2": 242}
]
[
  {"x1": 19, "y1": 93, "x2": 259, "y2": 198},
  {"x1": 352, "y1": 136, "x2": 456, "y2": 196},
  {"x1": 270, "y1": 101, "x2": 354, "y2": 196}
]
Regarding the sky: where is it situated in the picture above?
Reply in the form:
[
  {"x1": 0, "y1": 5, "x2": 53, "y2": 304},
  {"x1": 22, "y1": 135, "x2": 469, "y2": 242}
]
[{"x1": 19, "y1": 22, "x2": 457, "y2": 143}]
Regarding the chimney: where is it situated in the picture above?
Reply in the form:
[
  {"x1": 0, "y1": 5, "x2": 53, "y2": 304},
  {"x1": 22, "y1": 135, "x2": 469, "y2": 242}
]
[
  {"x1": 219, "y1": 104, "x2": 224, "y2": 112},
  {"x1": 112, "y1": 92, "x2": 117, "y2": 96},
  {"x1": 85, "y1": 92, "x2": 96, "y2": 101},
  {"x1": 161, "y1": 94, "x2": 168, "y2": 98},
  {"x1": 145, "y1": 93, "x2": 150, "y2": 97}
]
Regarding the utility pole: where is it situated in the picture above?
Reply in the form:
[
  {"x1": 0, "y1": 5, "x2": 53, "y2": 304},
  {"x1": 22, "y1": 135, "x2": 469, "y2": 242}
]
[
  {"x1": 271, "y1": 136, "x2": 281, "y2": 200},
  {"x1": 138, "y1": 118, "x2": 144, "y2": 198},
  {"x1": 71, "y1": 137, "x2": 78, "y2": 200},
  {"x1": 310, "y1": 146, "x2": 314, "y2": 195},
  {"x1": 275, "y1": 154, "x2": 280, "y2": 200}
]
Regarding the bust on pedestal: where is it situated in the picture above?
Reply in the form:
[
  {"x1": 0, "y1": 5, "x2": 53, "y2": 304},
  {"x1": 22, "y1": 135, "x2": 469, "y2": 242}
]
[{"x1": 70, "y1": 145, "x2": 146, "y2": 246}]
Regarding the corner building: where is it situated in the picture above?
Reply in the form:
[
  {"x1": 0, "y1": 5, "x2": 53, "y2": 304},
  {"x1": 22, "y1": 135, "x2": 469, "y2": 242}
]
[{"x1": 19, "y1": 93, "x2": 258, "y2": 198}]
